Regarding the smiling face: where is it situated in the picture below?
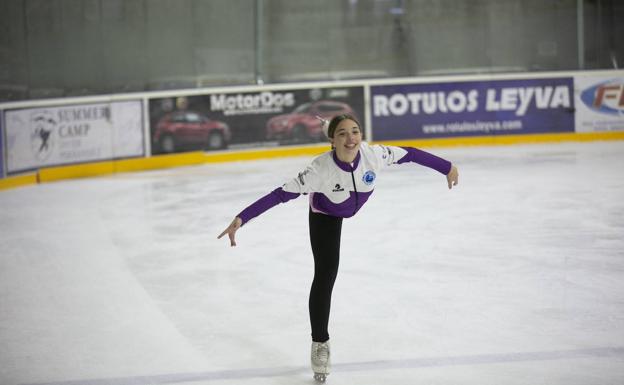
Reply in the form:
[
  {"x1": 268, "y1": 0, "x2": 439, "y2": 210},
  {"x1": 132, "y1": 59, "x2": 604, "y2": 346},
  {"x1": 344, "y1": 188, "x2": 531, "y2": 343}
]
[{"x1": 331, "y1": 118, "x2": 362, "y2": 163}]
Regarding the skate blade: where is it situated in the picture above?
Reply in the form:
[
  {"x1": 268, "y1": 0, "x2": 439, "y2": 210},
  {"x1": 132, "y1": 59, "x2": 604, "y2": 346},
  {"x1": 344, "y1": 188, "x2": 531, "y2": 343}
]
[{"x1": 313, "y1": 372, "x2": 327, "y2": 383}]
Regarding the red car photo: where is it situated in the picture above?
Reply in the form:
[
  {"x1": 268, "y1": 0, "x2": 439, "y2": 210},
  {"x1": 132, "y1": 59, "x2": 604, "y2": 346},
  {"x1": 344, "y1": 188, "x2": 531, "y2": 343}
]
[
  {"x1": 153, "y1": 110, "x2": 231, "y2": 153},
  {"x1": 266, "y1": 100, "x2": 356, "y2": 142}
]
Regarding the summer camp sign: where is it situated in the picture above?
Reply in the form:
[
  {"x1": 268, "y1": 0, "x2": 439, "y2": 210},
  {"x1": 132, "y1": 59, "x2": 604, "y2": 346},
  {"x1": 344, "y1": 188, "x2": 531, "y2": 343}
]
[{"x1": 5, "y1": 101, "x2": 144, "y2": 174}]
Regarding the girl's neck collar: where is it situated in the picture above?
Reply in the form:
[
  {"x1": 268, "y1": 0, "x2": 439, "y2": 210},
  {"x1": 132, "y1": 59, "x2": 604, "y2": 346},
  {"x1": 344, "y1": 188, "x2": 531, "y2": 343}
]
[{"x1": 332, "y1": 150, "x2": 360, "y2": 171}]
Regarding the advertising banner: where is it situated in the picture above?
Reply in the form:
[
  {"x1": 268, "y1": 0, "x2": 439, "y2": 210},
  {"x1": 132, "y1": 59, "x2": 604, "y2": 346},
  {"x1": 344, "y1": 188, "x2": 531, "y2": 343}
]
[
  {"x1": 575, "y1": 75, "x2": 624, "y2": 132},
  {"x1": 371, "y1": 77, "x2": 575, "y2": 141},
  {"x1": 5, "y1": 101, "x2": 144, "y2": 174},
  {"x1": 149, "y1": 86, "x2": 365, "y2": 154}
]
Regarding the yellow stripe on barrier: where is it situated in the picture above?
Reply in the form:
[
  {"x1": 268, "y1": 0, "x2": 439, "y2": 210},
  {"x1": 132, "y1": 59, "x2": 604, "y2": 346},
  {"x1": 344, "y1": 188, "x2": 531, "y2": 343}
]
[
  {"x1": 38, "y1": 161, "x2": 116, "y2": 182},
  {"x1": 0, "y1": 173, "x2": 38, "y2": 191},
  {"x1": 37, "y1": 152, "x2": 208, "y2": 183},
  {"x1": 114, "y1": 151, "x2": 206, "y2": 173},
  {"x1": 202, "y1": 145, "x2": 328, "y2": 164}
]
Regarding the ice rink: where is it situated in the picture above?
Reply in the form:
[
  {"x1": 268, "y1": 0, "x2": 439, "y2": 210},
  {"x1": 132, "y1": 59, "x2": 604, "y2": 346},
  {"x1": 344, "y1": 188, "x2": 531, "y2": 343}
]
[{"x1": 1, "y1": 140, "x2": 624, "y2": 385}]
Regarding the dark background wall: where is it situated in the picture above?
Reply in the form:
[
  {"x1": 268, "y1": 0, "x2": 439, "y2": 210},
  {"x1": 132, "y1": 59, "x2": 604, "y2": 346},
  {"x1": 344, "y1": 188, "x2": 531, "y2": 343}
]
[{"x1": 0, "y1": 0, "x2": 621, "y2": 102}]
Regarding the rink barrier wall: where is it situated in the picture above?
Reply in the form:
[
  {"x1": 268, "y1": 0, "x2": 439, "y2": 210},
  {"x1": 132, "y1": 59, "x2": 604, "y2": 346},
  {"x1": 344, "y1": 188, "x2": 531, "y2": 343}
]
[
  {"x1": 1, "y1": 69, "x2": 623, "y2": 189},
  {"x1": 1, "y1": 130, "x2": 621, "y2": 189}
]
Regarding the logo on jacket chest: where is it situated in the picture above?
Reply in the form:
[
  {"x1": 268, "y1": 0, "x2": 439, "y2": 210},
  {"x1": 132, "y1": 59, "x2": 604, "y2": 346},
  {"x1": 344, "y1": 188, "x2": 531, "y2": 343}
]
[
  {"x1": 332, "y1": 183, "x2": 345, "y2": 192},
  {"x1": 362, "y1": 170, "x2": 376, "y2": 185}
]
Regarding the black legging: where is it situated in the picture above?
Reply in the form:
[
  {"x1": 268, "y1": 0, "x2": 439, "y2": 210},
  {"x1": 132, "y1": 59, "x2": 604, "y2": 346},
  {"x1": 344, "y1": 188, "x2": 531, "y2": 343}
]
[{"x1": 308, "y1": 209, "x2": 343, "y2": 343}]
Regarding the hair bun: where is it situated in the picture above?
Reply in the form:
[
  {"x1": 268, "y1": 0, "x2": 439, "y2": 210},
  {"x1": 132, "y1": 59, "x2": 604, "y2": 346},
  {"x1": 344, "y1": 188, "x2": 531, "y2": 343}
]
[
  {"x1": 321, "y1": 119, "x2": 330, "y2": 138},
  {"x1": 316, "y1": 116, "x2": 331, "y2": 138}
]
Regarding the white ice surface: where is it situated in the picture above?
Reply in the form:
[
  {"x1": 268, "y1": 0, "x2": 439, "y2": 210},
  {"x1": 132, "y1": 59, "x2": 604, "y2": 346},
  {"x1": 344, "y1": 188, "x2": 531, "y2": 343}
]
[{"x1": 1, "y1": 141, "x2": 624, "y2": 385}]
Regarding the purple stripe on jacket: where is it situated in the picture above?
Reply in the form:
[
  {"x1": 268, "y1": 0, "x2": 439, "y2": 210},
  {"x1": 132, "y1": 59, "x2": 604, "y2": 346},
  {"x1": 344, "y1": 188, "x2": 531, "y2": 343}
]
[
  {"x1": 397, "y1": 147, "x2": 452, "y2": 175},
  {"x1": 311, "y1": 190, "x2": 373, "y2": 218}
]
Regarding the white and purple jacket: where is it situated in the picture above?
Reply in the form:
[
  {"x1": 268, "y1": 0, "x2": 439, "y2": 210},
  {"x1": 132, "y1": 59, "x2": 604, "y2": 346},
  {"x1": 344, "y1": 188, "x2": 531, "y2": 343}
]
[{"x1": 237, "y1": 142, "x2": 451, "y2": 225}]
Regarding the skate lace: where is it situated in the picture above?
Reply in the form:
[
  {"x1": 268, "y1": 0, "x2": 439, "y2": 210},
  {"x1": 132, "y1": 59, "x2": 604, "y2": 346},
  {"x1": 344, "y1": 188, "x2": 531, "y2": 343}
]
[{"x1": 314, "y1": 343, "x2": 329, "y2": 363}]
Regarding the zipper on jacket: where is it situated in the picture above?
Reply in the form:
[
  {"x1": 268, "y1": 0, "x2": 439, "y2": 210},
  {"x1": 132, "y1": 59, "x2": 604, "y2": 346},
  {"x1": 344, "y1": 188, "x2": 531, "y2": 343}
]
[{"x1": 350, "y1": 168, "x2": 358, "y2": 215}]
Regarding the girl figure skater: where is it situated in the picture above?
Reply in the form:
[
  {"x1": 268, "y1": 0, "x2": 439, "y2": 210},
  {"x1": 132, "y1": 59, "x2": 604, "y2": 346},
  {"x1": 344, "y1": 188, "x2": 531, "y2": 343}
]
[{"x1": 218, "y1": 114, "x2": 459, "y2": 382}]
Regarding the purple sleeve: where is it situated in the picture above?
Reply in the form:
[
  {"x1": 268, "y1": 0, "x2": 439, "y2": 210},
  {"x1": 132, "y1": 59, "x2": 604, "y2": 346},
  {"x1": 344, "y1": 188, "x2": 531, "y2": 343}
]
[
  {"x1": 397, "y1": 147, "x2": 452, "y2": 175},
  {"x1": 237, "y1": 187, "x2": 300, "y2": 225}
]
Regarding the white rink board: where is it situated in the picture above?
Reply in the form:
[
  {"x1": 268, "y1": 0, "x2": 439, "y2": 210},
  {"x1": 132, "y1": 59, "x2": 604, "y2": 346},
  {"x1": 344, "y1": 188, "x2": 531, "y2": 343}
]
[
  {"x1": 5, "y1": 101, "x2": 144, "y2": 173},
  {"x1": 574, "y1": 74, "x2": 624, "y2": 133}
]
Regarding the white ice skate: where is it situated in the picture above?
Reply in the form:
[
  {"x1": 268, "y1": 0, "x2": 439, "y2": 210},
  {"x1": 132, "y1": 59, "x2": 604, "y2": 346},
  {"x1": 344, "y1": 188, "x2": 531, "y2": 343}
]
[{"x1": 311, "y1": 340, "x2": 331, "y2": 383}]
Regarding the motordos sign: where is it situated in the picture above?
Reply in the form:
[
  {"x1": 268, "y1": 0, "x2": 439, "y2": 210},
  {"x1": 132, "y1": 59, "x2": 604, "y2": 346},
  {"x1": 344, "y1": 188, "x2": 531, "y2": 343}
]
[
  {"x1": 149, "y1": 86, "x2": 365, "y2": 153},
  {"x1": 210, "y1": 91, "x2": 296, "y2": 116},
  {"x1": 5, "y1": 101, "x2": 144, "y2": 173}
]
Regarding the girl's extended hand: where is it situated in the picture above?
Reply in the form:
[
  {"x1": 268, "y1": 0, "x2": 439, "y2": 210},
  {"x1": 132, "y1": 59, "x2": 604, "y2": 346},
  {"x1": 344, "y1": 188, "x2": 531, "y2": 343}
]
[
  {"x1": 447, "y1": 165, "x2": 459, "y2": 189},
  {"x1": 218, "y1": 217, "x2": 243, "y2": 247}
]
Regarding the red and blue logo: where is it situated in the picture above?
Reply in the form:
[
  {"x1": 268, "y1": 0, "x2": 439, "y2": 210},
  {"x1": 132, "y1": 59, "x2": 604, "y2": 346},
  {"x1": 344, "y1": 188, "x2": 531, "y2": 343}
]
[{"x1": 580, "y1": 79, "x2": 624, "y2": 115}]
